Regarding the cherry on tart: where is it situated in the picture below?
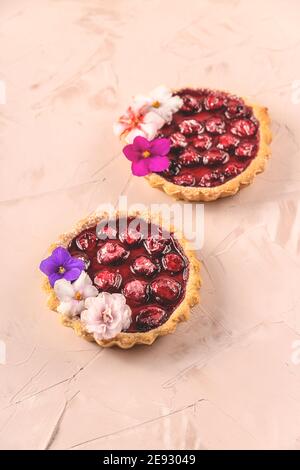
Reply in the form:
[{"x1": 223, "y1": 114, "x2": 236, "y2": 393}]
[
  {"x1": 178, "y1": 149, "x2": 201, "y2": 167},
  {"x1": 96, "y1": 223, "x2": 118, "y2": 241},
  {"x1": 94, "y1": 270, "x2": 122, "y2": 292},
  {"x1": 132, "y1": 256, "x2": 159, "y2": 277},
  {"x1": 97, "y1": 241, "x2": 129, "y2": 265},
  {"x1": 179, "y1": 119, "x2": 203, "y2": 136},
  {"x1": 193, "y1": 134, "x2": 212, "y2": 150},
  {"x1": 144, "y1": 233, "x2": 170, "y2": 255},
  {"x1": 151, "y1": 278, "x2": 181, "y2": 304},
  {"x1": 181, "y1": 94, "x2": 202, "y2": 113},
  {"x1": 76, "y1": 231, "x2": 97, "y2": 251},
  {"x1": 144, "y1": 88, "x2": 271, "y2": 202},
  {"x1": 41, "y1": 212, "x2": 201, "y2": 349},
  {"x1": 119, "y1": 227, "x2": 143, "y2": 245},
  {"x1": 162, "y1": 252, "x2": 185, "y2": 273},
  {"x1": 170, "y1": 132, "x2": 188, "y2": 150},
  {"x1": 136, "y1": 306, "x2": 167, "y2": 332},
  {"x1": 123, "y1": 279, "x2": 149, "y2": 305}
]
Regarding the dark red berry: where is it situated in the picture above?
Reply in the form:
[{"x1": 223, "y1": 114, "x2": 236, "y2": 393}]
[
  {"x1": 199, "y1": 174, "x2": 212, "y2": 187},
  {"x1": 162, "y1": 253, "x2": 185, "y2": 273},
  {"x1": 170, "y1": 132, "x2": 187, "y2": 150},
  {"x1": 76, "y1": 231, "x2": 97, "y2": 251},
  {"x1": 151, "y1": 277, "x2": 181, "y2": 304},
  {"x1": 161, "y1": 160, "x2": 181, "y2": 176},
  {"x1": 96, "y1": 223, "x2": 117, "y2": 241},
  {"x1": 235, "y1": 141, "x2": 257, "y2": 158},
  {"x1": 193, "y1": 134, "x2": 212, "y2": 150},
  {"x1": 132, "y1": 256, "x2": 159, "y2": 277},
  {"x1": 204, "y1": 93, "x2": 226, "y2": 110},
  {"x1": 97, "y1": 242, "x2": 129, "y2": 265},
  {"x1": 199, "y1": 171, "x2": 225, "y2": 188},
  {"x1": 230, "y1": 119, "x2": 257, "y2": 137},
  {"x1": 205, "y1": 117, "x2": 226, "y2": 135},
  {"x1": 119, "y1": 227, "x2": 143, "y2": 246},
  {"x1": 224, "y1": 164, "x2": 244, "y2": 178},
  {"x1": 216, "y1": 134, "x2": 239, "y2": 150},
  {"x1": 181, "y1": 94, "x2": 202, "y2": 113},
  {"x1": 136, "y1": 306, "x2": 167, "y2": 332},
  {"x1": 225, "y1": 99, "x2": 249, "y2": 118},
  {"x1": 202, "y1": 149, "x2": 229, "y2": 166},
  {"x1": 70, "y1": 251, "x2": 90, "y2": 270},
  {"x1": 144, "y1": 236, "x2": 170, "y2": 255},
  {"x1": 178, "y1": 148, "x2": 201, "y2": 167},
  {"x1": 123, "y1": 280, "x2": 148, "y2": 305},
  {"x1": 179, "y1": 119, "x2": 203, "y2": 136},
  {"x1": 173, "y1": 174, "x2": 196, "y2": 186},
  {"x1": 94, "y1": 270, "x2": 122, "y2": 291}
]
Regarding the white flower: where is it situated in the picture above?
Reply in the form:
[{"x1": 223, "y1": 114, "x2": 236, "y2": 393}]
[
  {"x1": 113, "y1": 105, "x2": 164, "y2": 144},
  {"x1": 54, "y1": 272, "x2": 98, "y2": 318},
  {"x1": 81, "y1": 292, "x2": 132, "y2": 340},
  {"x1": 134, "y1": 85, "x2": 183, "y2": 124},
  {"x1": 113, "y1": 86, "x2": 182, "y2": 144}
]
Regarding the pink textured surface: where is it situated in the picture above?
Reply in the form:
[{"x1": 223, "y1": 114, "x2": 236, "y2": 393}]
[{"x1": 1, "y1": 0, "x2": 300, "y2": 450}]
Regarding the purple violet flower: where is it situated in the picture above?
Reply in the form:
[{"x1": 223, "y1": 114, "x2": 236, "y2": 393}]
[
  {"x1": 39, "y1": 246, "x2": 85, "y2": 287},
  {"x1": 123, "y1": 136, "x2": 170, "y2": 176}
]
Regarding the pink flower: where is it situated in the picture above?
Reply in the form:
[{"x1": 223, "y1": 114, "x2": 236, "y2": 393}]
[
  {"x1": 113, "y1": 105, "x2": 165, "y2": 144},
  {"x1": 81, "y1": 293, "x2": 132, "y2": 340},
  {"x1": 123, "y1": 136, "x2": 170, "y2": 176}
]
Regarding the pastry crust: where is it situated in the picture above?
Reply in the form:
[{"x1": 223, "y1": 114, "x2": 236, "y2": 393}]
[
  {"x1": 145, "y1": 97, "x2": 272, "y2": 201},
  {"x1": 42, "y1": 210, "x2": 201, "y2": 349}
]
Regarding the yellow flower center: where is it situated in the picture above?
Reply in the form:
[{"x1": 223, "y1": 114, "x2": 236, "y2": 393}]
[
  {"x1": 102, "y1": 307, "x2": 113, "y2": 324},
  {"x1": 152, "y1": 100, "x2": 161, "y2": 108},
  {"x1": 75, "y1": 291, "x2": 83, "y2": 301},
  {"x1": 142, "y1": 150, "x2": 151, "y2": 158},
  {"x1": 58, "y1": 266, "x2": 66, "y2": 274}
]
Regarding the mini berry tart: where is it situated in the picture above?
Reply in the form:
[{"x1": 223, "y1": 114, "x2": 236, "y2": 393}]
[
  {"x1": 114, "y1": 86, "x2": 272, "y2": 201},
  {"x1": 39, "y1": 211, "x2": 201, "y2": 348}
]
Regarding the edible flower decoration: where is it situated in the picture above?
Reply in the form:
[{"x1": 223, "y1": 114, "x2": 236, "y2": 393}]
[
  {"x1": 54, "y1": 272, "x2": 98, "y2": 318},
  {"x1": 123, "y1": 136, "x2": 170, "y2": 176},
  {"x1": 81, "y1": 292, "x2": 132, "y2": 340},
  {"x1": 113, "y1": 104, "x2": 165, "y2": 144},
  {"x1": 134, "y1": 85, "x2": 183, "y2": 123},
  {"x1": 113, "y1": 85, "x2": 183, "y2": 144},
  {"x1": 39, "y1": 246, "x2": 84, "y2": 287}
]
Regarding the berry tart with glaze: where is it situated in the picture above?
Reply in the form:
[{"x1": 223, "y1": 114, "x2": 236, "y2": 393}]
[
  {"x1": 39, "y1": 211, "x2": 201, "y2": 348},
  {"x1": 114, "y1": 86, "x2": 272, "y2": 201}
]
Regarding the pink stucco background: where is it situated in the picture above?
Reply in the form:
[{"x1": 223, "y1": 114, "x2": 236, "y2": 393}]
[{"x1": 1, "y1": 0, "x2": 300, "y2": 450}]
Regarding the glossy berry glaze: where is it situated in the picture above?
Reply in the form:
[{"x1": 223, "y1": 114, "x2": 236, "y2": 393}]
[
  {"x1": 156, "y1": 88, "x2": 260, "y2": 188},
  {"x1": 68, "y1": 218, "x2": 189, "y2": 333}
]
